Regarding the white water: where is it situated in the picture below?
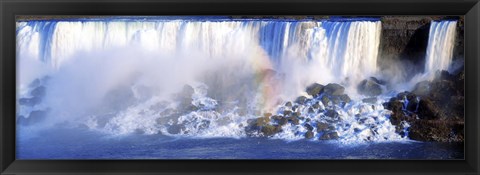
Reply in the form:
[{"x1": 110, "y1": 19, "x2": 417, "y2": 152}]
[
  {"x1": 424, "y1": 21, "x2": 457, "y2": 77},
  {"x1": 17, "y1": 17, "x2": 457, "y2": 144}
]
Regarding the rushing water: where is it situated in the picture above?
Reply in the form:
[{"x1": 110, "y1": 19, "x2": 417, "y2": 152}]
[{"x1": 15, "y1": 17, "x2": 461, "y2": 159}]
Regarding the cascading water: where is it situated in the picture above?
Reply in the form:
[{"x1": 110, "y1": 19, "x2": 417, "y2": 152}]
[
  {"x1": 16, "y1": 17, "x2": 403, "y2": 144},
  {"x1": 424, "y1": 20, "x2": 457, "y2": 76}
]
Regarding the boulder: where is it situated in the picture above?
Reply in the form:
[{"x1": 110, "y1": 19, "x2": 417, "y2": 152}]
[
  {"x1": 305, "y1": 130, "x2": 314, "y2": 139},
  {"x1": 261, "y1": 125, "x2": 282, "y2": 136},
  {"x1": 324, "y1": 110, "x2": 339, "y2": 119},
  {"x1": 417, "y1": 99, "x2": 444, "y2": 120},
  {"x1": 295, "y1": 96, "x2": 308, "y2": 104},
  {"x1": 304, "y1": 123, "x2": 314, "y2": 131},
  {"x1": 412, "y1": 81, "x2": 430, "y2": 96},
  {"x1": 323, "y1": 83, "x2": 345, "y2": 96},
  {"x1": 287, "y1": 116, "x2": 300, "y2": 125},
  {"x1": 320, "y1": 132, "x2": 339, "y2": 140},
  {"x1": 316, "y1": 122, "x2": 330, "y2": 132},
  {"x1": 321, "y1": 96, "x2": 330, "y2": 106},
  {"x1": 285, "y1": 101, "x2": 293, "y2": 107},
  {"x1": 357, "y1": 77, "x2": 383, "y2": 96},
  {"x1": 306, "y1": 83, "x2": 324, "y2": 97}
]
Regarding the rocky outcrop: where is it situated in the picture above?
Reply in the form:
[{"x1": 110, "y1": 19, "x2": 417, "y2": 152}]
[{"x1": 384, "y1": 70, "x2": 464, "y2": 142}]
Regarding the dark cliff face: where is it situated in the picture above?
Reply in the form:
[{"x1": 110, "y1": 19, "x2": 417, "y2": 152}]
[{"x1": 378, "y1": 16, "x2": 464, "y2": 80}]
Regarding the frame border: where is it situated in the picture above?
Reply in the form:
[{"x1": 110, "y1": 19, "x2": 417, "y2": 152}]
[{"x1": 1, "y1": 0, "x2": 479, "y2": 174}]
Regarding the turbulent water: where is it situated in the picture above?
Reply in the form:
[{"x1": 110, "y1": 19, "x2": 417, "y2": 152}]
[{"x1": 15, "y1": 17, "x2": 461, "y2": 159}]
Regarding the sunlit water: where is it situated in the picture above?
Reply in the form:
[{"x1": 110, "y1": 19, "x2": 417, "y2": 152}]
[{"x1": 17, "y1": 127, "x2": 463, "y2": 159}]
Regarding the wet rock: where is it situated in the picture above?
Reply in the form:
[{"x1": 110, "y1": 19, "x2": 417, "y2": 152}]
[
  {"x1": 357, "y1": 77, "x2": 383, "y2": 96},
  {"x1": 283, "y1": 110, "x2": 292, "y2": 116},
  {"x1": 324, "y1": 110, "x2": 339, "y2": 119},
  {"x1": 417, "y1": 99, "x2": 444, "y2": 120},
  {"x1": 316, "y1": 122, "x2": 330, "y2": 132},
  {"x1": 323, "y1": 83, "x2": 345, "y2": 96},
  {"x1": 287, "y1": 116, "x2": 300, "y2": 125},
  {"x1": 305, "y1": 130, "x2": 314, "y2": 139},
  {"x1": 304, "y1": 123, "x2": 314, "y2": 131},
  {"x1": 295, "y1": 96, "x2": 308, "y2": 104},
  {"x1": 308, "y1": 107, "x2": 315, "y2": 114},
  {"x1": 312, "y1": 102, "x2": 321, "y2": 109},
  {"x1": 412, "y1": 81, "x2": 430, "y2": 96},
  {"x1": 292, "y1": 105, "x2": 298, "y2": 112},
  {"x1": 320, "y1": 132, "x2": 339, "y2": 140},
  {"x1": 277, "y1": 117, "x2": 288, "y2": 126},
  {"x1": 362, "y1": 97, "x2": 377, "y2": 104},
  {"x1": 306, "y1": 83, "x2": 324, "y2": 97},
  {"x1": 261, "y1": 125, "x2": 282, "y2": 136},
  {"x1": 321, "y1": 96, "x2": 330, "y2": 106},
  {"x1": 408, "y1": 120, "x2": 464, "y2": 142},
  {"x1": 338, "y1": 94, "x2": 351, "y2": 103},
  {"x1": 285, "y1": 101, "x2": 293, "y2": 107}
]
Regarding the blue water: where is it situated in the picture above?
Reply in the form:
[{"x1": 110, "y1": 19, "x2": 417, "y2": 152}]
[{"x1": 17, "y1": 128, "x2": 464, "y2": 160}]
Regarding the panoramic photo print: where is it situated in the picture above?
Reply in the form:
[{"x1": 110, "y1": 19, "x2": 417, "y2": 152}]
[{"x1": 16, "y1": 16, "x2": 464, "y2": 159}]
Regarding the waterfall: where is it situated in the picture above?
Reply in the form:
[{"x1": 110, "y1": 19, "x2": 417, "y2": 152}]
[
  {"x1": 424, "y1": 20, "x2": 457, "y2": 75},
  {"x1": 17, "y1": 19, "x2": 381, "y2": 82},
  {"x1": 17, "y1": 17, "x2": 393, "y2": 143}
]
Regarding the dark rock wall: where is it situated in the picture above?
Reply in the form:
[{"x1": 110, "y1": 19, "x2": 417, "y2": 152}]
[{"x1": 378, "y1": 16, "x2": 464, "y2": 78}]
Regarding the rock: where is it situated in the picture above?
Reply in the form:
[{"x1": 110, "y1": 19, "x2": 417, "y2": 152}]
[
  {"x1": 261, "y1": 125, "x2": 282, "y2": 136},
  {"x1": 417, "y1": 99, "x2": 444, "y2": 120},
  {"x1": 283, "y1": 110, "x2": 292, "y2": 116},
  {"x1": 408, "y1": 120, "x2": 464, "y2": 142},
  {"x1": 285, "y1": 101, "x2": 293, "y2": 107},
  {"x1": 316, "y1": 122, "x2": 330, "y2": 132},
  {"x1": 362, "y1": 97, "x2": 377, "y2": 104},
  {"x1": 306, "y1": 83, "x2": 324, "y2": 97},
  {"x1": 271, "y1": 115, "x2": 282, "y2": 121},
  {"x1": 304, "y1": 123, "x2": 314, "y2": 131},
  {"x1": 320, "y1": 132, "x2": 339, "y2": 140},
  {"x1": 338, "y1": 94, "x2": 351, "y2": 103},
  {"x1": 263, "y1": 113, "x2": 272, "y2": 118},
  {"x1": 435, "y1": 70, "x2": 454, "y2": 81},
  {"x1": 292, "y1": 105, "x2": 298, "y2": 112},
  {"x1": 321, "y1": 96, "x2": 330, "y2": 106},
  {"x1": 277, "y1": 117, "x2": 288, "y2": 126},
  {"x1": 324, "y1": 110, "x2": 339, "y2": 119},
  {"x1": 295, "y1": 96, "x2": 308, "y2": 104},
  {"x1": 357, "y1": 77, "x2": 383, "y2": 96},
  {"x1": 305, "y1": 131, "x2": 314, "y2": 139},
  {"x1": 412, "y1": 81, "x2": 430, "y2": 96},
  {"x1": 323, "y1": 83, "x2": 345, "y2": 96},
  {"x1": 287, "y1": 117, "x2": 300, "y2": 125},
  {"x1": 312, "y1": 102, "x2": 321, "y2": 109},
  {"x1": 254, "y1": 117, "x2": 271, "y2": 127},
  {"x1": 308, "y1": 107, "x2": 315, "y2": 114}
]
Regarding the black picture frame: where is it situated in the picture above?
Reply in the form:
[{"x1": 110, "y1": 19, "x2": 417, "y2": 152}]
[{"x1": 1, "y1": 0, "x2": 479, "y2": 174}]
